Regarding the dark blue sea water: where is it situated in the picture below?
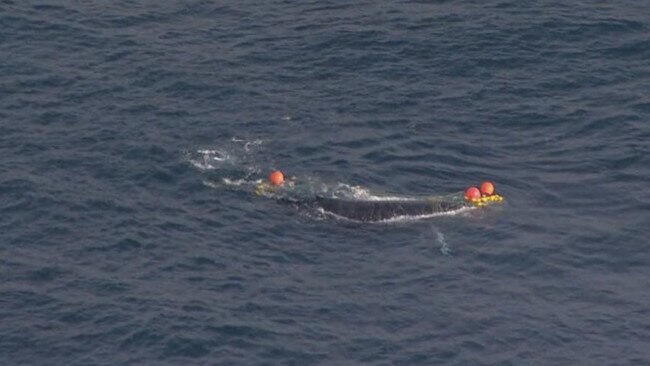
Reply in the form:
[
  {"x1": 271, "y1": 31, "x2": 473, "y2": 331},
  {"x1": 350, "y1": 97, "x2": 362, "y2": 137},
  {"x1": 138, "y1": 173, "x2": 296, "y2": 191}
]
[{"x1": 2, "y1": 1, "x2": 649, "y2": 365}]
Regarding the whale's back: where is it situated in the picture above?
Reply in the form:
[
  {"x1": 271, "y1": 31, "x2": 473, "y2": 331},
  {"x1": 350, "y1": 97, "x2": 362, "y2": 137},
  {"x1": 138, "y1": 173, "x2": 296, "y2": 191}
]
[{"x1": 315, "y1": 196, "x2": 466, "y2": 222}]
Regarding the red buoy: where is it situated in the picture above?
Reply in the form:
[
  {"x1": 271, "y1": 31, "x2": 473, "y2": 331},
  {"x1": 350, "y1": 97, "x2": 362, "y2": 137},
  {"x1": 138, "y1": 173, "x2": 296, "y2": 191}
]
[
  {"x1": 268, "y1": 170, "x2": 284, "y2": 186},
  {"x1": 480, "y1": 181, "x2": 495, "y2": 196},
  {"x1": 464, "y1": 186, "x2": 481, "y2": 201}
]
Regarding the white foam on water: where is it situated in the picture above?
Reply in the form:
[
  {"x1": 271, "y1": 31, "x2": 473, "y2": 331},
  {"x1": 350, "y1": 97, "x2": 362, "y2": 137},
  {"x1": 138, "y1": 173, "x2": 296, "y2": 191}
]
[
  {"x1": 436, "y1": 229, "x2": 452, "y2": 256},
  {"x1": 374, "y1": 206, "x2": 473, "y2": 223},
  {"x1": 188, "y1": 149, "x2": 231, "y2": 170},
  {"x1": 187, "y1": 138, "x2": 267, "y2": 191},
  {"x1": 243, "y1": 139, "x2": 262, "y2": 152},
  {"x1": 331, "y1": 183, "x2": 419, "y2": 201},
  {"x1": 231, "y1": 137, "x2": 263, "y2": 152},
  {"x1": 196, "y1": 149, "x2": 229, "y2": 160},
  {"x1": 320, "y1": 205, "x2": 474, "y2": 224},
  {"x1": 222, "y1": 178, "x2": 262, "y2": 187},
  {"x1": 202, "y1": 180, "x2": 220, "y2": 189}
]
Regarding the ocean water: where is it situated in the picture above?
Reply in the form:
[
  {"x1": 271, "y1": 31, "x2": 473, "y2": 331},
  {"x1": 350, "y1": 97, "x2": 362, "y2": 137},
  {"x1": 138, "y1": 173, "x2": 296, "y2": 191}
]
[{"x1": 1, "y1": 1, "x2": 649, "y2": 365}]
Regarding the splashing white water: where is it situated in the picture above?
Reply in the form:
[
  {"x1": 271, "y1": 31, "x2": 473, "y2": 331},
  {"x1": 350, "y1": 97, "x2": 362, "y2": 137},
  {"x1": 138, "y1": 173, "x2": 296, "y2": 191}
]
[
  {"x1": 188, "y1": 149, "x2": 231, "y2": 170},
  {"x1": 231, "y1": 137, "x2": 263, "y2": 152},
  {"x1": 329, "y1": 183, "x2": 419, "y2": 201},
  {"x1": 186, "y1": 137, "x2": 265, "y2": 174},
  {"x1": 222, "y1": 178, "x2": 261, "y2": 187}
]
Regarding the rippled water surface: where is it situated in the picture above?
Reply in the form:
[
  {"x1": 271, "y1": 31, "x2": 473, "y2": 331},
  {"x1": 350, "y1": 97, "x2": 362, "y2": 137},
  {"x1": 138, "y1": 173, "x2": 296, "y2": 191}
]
[{"x1": 2, "y1": 1, "x2": 649, "y2": 365}]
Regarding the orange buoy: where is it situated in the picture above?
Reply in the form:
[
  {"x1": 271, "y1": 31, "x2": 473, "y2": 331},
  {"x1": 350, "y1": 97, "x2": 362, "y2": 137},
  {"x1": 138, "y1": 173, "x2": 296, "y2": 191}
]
[
  {"x1": 480, "y1": 181, "x2": 495, "y2": 196},
  {"x1": 268, "y1": 170, "x2": 284, "y2": 186},
  {"x1": 464, "y1": 186, "x2": 481, "y2": 201}
]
